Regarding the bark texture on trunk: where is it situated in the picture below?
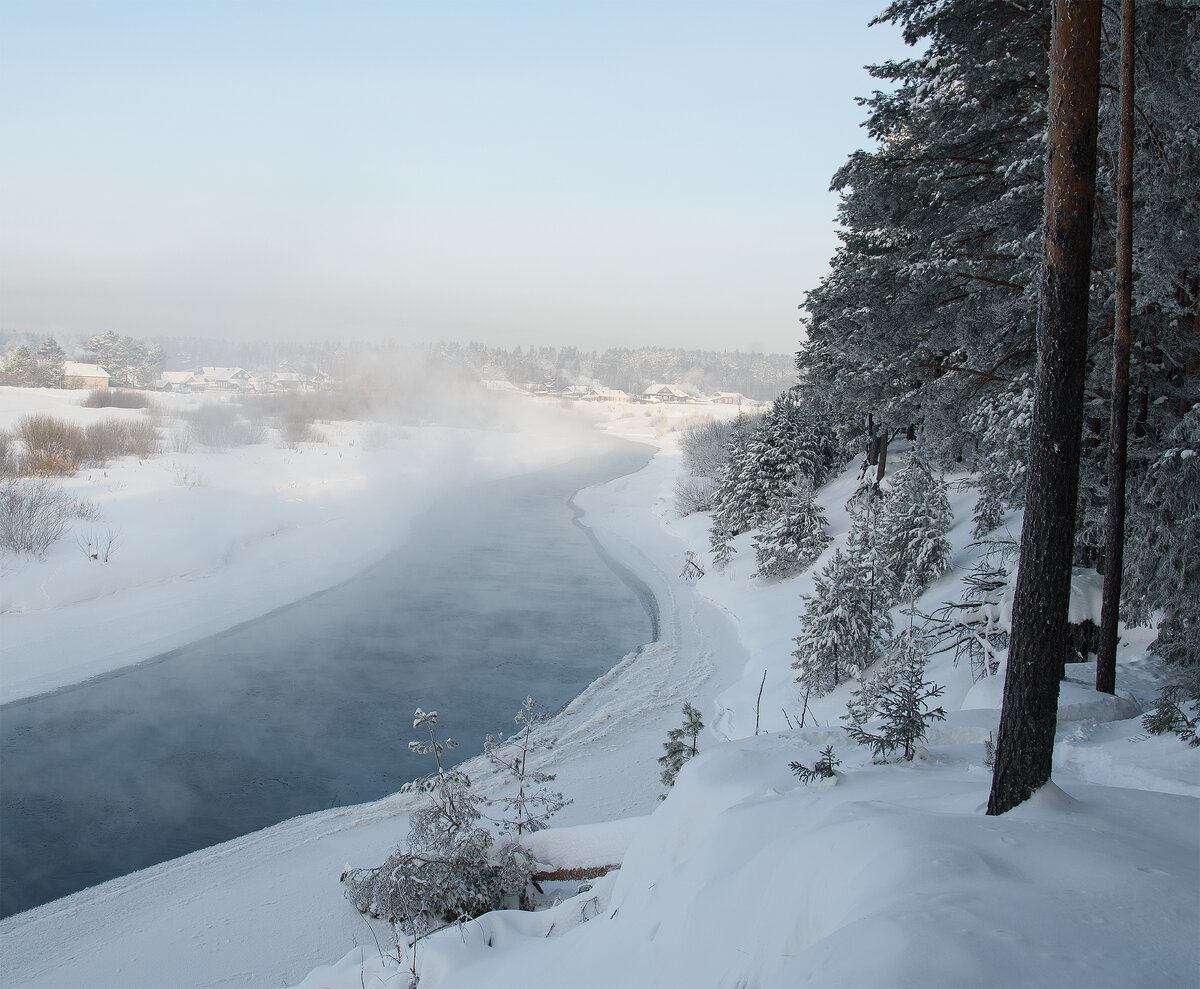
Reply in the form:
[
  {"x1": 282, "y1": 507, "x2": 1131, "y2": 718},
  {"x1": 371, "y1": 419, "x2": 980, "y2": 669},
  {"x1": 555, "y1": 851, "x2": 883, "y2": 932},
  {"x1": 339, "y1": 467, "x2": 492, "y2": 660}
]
[
  {"x1": 988, "y1": 0, "x2": 1102, "y2": 816},
  {"x1": 1097, "y1": 0, "x2": 1136, "y2": 695}
]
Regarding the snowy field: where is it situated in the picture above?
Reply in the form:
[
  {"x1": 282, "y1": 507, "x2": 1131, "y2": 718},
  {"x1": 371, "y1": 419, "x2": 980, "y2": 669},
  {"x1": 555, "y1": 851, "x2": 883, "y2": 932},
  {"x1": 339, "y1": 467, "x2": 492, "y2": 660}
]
[{"x1": 0, "y1": 387, "x2": 1197, "y2": 989}]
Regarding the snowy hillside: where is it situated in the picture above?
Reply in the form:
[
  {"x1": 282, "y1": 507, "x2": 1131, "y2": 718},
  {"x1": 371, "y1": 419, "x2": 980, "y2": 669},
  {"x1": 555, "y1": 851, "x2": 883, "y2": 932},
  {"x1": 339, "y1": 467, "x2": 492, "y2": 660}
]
[{"x1": 0, "y1": 395, "x2": 1196, "y2": 988}]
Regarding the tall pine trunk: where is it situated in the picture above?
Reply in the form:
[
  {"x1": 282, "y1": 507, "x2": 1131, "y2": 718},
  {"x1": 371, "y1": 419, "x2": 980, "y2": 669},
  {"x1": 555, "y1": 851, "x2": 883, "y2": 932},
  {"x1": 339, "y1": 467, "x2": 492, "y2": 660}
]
[
  {"x1": 988, "y1": 0, "x2": 1102, "y2": 816},
  {"x1": 1097, "y1": 0, "x2": 1136, "y2": 695}
]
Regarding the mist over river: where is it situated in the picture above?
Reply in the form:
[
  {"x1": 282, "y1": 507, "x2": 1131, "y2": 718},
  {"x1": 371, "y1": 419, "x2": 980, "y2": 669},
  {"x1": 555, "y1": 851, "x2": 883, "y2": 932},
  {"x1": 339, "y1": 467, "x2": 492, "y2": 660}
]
[{"x1": 0, "y1": 440, "x2": 655, "y2": 918}]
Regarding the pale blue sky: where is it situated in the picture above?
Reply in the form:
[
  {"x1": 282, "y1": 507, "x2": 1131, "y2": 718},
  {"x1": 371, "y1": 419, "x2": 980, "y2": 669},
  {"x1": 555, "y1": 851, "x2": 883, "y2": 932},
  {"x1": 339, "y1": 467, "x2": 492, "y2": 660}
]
[{"x1": 0, "y1": 1, "x2": 908, "y2": 351}]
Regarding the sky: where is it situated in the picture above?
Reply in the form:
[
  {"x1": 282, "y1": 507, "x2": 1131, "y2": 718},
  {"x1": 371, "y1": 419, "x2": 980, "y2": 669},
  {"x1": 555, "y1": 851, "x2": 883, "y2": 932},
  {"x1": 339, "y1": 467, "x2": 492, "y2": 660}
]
[{"x1": 0, "y1": 1, "x2": 910, "y2": 353}]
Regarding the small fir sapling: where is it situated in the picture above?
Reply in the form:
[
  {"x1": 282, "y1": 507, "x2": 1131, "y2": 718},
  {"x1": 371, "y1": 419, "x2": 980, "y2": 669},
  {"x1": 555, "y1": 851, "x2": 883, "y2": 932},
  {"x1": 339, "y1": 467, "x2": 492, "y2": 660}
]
[
  {"x1": 842, "y1": 629, "x2": 946, "y2": 762},
  {"x1": 658, "y1": 702, "x2": 704, "y2": 791},
  {"x1": 790, "y1": 745, "x2": 840, "y2": 784}
]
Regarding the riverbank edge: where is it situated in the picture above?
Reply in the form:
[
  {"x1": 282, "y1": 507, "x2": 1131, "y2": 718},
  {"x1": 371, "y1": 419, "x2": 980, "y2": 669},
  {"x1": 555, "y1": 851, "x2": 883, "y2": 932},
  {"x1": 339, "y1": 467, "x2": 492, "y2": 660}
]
[{"x1": 0, "y1": 409, "x2": 755, "y2": 989}]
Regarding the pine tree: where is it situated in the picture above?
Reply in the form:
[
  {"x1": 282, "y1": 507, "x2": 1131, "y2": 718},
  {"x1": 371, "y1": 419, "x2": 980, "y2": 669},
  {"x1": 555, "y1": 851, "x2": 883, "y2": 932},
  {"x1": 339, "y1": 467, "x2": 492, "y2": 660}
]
[
  {"x1": 989, "y1": 0, "x2": 1103, "y2": 817},
  {"x1": 792, "y1": 548, "x2": 891, "y2": 697},
  {"x1": 658, "y1": 702, "x2": 704, "y2": 790},
  {"x1": 878, "y1": 458, "x2": 954, "y2": 603}
]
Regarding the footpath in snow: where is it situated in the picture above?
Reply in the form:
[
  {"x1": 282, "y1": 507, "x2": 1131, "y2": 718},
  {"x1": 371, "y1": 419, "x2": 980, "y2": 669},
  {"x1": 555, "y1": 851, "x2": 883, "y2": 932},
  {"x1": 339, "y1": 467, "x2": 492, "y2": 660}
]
[{"x1": 1, "y1": 394, "x2": 1197, "y2": 989}]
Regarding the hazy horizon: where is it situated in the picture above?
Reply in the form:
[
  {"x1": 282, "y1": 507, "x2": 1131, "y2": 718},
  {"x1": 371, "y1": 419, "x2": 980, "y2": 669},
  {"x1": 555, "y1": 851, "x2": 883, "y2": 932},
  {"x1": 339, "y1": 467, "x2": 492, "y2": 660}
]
[{"x1": 0, "y1": 1, "x2": 908, "y2": 353}]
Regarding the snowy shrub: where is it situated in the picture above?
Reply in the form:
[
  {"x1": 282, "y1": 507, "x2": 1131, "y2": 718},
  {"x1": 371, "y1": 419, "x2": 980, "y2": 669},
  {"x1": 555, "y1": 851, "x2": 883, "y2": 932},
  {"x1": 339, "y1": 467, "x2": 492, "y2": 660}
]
[
  {"x1": 752, "y1": 479, "x2": 830, "y2": 580},
  {"x1": 185, "y1": 404, "x2": 265, "y2": 448},
  {"x1": 81, "y1": 388, "x2": 152, "y2": 409},
  {"x1": 16, "y1": 414, "x2": 87, "y2": 475},
  {"x1": 678, "y1": 416, "x2": 733, "y2": 482},
  {"x1": 343, "y1": 709, "x2": 509, "y2": 939},
  {"x1": 658, "y1": 702, "x2": 704, "y2": 792},
  {"x1": 0, "y1": 430, "x2": 17, "y2": 478},
  {"x1": 674, "y1": 474, "x2": 719, "y2": 516},
  {"x1": 792, "y1": 548, "x2": 891, "y2": 696},
  {"x1": 83, "y1": 418, "x2": 162, "y2": 465},
  {"x1": 679, "y1": 550, "x2": 705, "y2": 581},
  {"x1": 842, "y1": 627, "x2": 945, "y2": 762},
  {"x1": 0, "y1": 478, "x2": 96, "y2": 556},
  {"x1": 789, "y1": 745, "x2": 840, "y2": 784}
]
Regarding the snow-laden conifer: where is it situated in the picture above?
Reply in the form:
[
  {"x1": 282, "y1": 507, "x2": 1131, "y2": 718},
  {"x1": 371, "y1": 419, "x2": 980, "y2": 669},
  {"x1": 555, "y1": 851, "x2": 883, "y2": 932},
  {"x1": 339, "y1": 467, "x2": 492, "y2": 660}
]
[
  {"x1": 752, "y1": 477, "x2": 830, "y2": 580},
  {"x1": 791, "y1": 548, "x2": 891, "y2": 697},
  {"x1": 878, "y1": 457, "x2": 953, "y2": 603}
]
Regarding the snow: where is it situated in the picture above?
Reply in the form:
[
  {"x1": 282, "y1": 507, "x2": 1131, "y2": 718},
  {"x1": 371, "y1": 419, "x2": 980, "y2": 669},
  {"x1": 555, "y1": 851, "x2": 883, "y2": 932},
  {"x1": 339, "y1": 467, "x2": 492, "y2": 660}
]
[{"x1": 1, "y1": 392, "x2": 1197, "y2": 989}]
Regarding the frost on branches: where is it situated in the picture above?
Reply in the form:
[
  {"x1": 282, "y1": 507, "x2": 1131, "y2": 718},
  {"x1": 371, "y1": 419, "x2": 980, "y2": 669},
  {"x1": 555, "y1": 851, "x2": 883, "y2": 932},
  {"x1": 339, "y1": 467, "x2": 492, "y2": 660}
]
[
  {"x1": 878, "y1": 457, "x2": 953, "y2": 604},
  {"x1": 792, "y1": 548, "x2": 891, "y2": 697},
  {"x1": 752, "y1": 477, "x2": 830, "y2": 580},
  {"x1": 342, "y1": 702, "x2": 569, "y2": 943},
  {"x1": 484, "y1": 696, "x2": 571, "y2": 837},
  {"x1": 843, "y1": 627, "x2": 946, "y2": 762}
]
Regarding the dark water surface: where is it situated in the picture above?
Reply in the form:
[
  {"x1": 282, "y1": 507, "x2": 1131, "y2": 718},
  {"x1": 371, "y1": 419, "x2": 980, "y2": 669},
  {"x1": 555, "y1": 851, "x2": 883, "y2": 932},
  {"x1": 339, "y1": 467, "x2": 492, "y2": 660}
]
[{"x1": 0, "y1": 441, "x2": 655, "y2": 918}]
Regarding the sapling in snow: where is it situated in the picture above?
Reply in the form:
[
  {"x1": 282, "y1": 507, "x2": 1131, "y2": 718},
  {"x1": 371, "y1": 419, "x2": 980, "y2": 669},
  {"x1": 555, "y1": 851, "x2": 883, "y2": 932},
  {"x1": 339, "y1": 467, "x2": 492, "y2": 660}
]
[
  {"x1": 342, "y1": 708, "x2": 515, "y2": 942},
  {"x1": 842, "y1": 628, "x2": 946, "y2": 762},
  {"x1": 658, "y1": 702, "x2": 704, "y2": 792},
  {"x1": 484, "y1": 696, "x2": 572, "y2": 836},
  {"x1": 790, "y1": 745, "x2": 840, "y2": 784}
]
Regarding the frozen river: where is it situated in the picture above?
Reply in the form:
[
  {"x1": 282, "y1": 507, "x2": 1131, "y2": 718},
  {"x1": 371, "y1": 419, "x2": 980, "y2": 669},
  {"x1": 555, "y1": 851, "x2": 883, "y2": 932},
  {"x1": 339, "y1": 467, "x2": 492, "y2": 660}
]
[{"x1": 0, "y1": 441, "x2": 655, "y2": 918}]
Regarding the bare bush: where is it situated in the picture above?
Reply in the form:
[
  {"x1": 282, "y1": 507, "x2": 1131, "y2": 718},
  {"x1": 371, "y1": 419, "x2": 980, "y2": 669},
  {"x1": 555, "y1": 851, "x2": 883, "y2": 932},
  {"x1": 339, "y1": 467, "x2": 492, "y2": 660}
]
[
  {"x1": 0, "y1": 478, "x2": 94, "y2": 556},
  {"x1": 184, "y1": 404, "x2": 265, "y2": 447},
  {"x1": 674, "y1": 475, "x2": 719, "y2": 516},
  {"x1": 81, "y1": 388, "x2": 151, "y2": 409},
  {"x1": 16, "y1": 415, "x2": 87, "y2": 475},
  {"x1": 125, "y1": 418, "x2": 161, "y2": 458},
  {"x1": 82, "y1": 417, "x2": 161, "y2": 464},
  {"x1": 84, "y1": 418, "x2": 129, "y2": 465},
  {"x1": 0, "y1": 430, "x2": 17, "y2": 478}
]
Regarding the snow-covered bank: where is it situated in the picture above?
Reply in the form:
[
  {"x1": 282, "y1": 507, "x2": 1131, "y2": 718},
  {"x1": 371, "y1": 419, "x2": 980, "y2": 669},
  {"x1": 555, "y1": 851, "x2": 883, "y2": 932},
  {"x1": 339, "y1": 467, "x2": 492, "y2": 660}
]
[
  {"x1": 1, "y1": 397, "x2": 1197, "y2": 989},
  {"x1": 0, "y1": 387, "x2": 616, "y2": 704}
]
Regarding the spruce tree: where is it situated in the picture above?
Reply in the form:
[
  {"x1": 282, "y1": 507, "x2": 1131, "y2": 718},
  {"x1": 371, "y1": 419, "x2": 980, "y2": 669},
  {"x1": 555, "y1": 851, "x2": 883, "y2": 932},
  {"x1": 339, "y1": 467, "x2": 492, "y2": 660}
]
[
  {"x1": 792, "y1": 548, "x2": 891, "y2": 697},
  {"x1": 878, "y1": 458, "x2": 954, "y2": 604},
  {"x1": 753, "y1": 477, "x2": 830, "y2": 580},
  {"x1": 843, "y1": 627, "x2": 946, "y2": 762}
]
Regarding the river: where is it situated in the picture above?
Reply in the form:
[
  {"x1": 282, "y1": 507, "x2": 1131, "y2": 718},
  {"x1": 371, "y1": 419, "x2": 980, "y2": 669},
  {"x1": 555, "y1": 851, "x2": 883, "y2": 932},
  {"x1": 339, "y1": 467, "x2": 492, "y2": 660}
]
[{"x1": 0, "y1": 440, "x2": 656, "y2": 918}]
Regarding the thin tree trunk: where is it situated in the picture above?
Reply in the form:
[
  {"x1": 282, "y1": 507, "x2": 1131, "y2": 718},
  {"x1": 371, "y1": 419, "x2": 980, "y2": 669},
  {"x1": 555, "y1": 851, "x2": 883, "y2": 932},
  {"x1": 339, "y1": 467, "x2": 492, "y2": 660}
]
[
  {"x1": 1097, "y1": 0, "x2": 1135, "y2": 695},
  {"x1": 988, "y1": 0, "x2": 1102, "y2": 816}
]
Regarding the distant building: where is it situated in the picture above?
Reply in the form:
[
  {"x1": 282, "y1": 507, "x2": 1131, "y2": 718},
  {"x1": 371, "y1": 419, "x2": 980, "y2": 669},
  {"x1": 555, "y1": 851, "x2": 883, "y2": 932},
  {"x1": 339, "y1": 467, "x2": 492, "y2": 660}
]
[
  {"x1": 199, "y1": 367, "x2": 256, "y2": 391},
  {"x1": 158, "y1": 370, "x2": 202, "y2": 392},
  {"x1": 62, "y1": 362, "x2": 110, "y2": 389},
  {"x1": 712, "y1": 392, "x2": 749, "y2": 406},
  {"x1": 641, "y1": 383, "x2": 699, "y2": 403}
]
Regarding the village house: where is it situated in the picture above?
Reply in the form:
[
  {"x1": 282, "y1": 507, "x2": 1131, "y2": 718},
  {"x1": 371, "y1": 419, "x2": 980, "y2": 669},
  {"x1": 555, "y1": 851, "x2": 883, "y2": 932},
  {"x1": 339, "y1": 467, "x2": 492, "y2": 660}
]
[
  {"x1": 62, "y1": 362, "x2": 110, "y2": 389},
  {"x1": 641, "y1": 383, "x2": 699, "y2": 403}
]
